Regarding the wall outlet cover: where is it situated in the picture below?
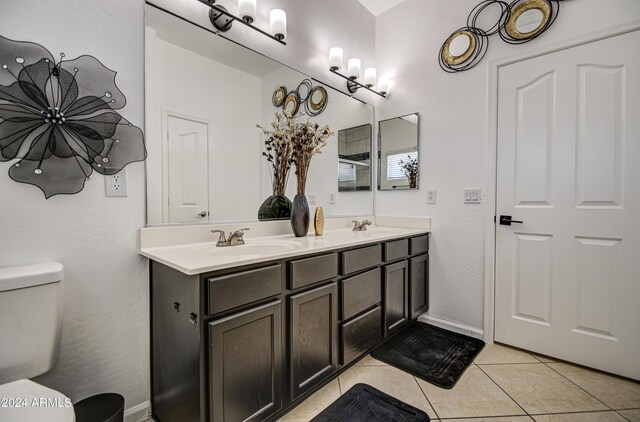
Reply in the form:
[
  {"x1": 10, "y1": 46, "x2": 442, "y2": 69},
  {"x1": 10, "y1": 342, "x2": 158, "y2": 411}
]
[
  {"x1": 308, "y1": 193, "x2": 316, "y2": 204},
  {"x1": 426, "y1": 189, "x2": 437, "y2": 204},
  {"x1": 105, "y1": 169, "x2": 128, "y2": 197},
  {"x1": 329, "y1": 192, "x2": 336, "y2": 205}
]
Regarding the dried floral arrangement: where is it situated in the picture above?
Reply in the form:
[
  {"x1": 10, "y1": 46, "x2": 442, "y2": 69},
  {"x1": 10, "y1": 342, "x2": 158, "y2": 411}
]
[
  {"x1": 257, "y1": 112, "x2": 294, "y2": 196},
  {"x1": 399, "y1": 155, "x2": 418, "y2": 178},
  {"x1": 258, "y1": 112, "x2": 334, "y2": 195},
  {"x1": 290, "y1": 116, "x2": 334, "y2": 195}
]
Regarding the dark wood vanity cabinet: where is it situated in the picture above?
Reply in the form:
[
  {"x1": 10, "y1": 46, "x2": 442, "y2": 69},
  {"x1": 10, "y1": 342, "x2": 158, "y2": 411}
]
[
  {"x1": 150, "y1": 233, "x2": 428, "y2": 422},
  {"x1": 289, "y1": 283, "x2": 338, "y2": 399},
  {"x1": 208, "y1": 301, "x2": 283, "y2": 422},
  {"x1": 383, "y1": 260, "x2": 410, "y2": 336}
]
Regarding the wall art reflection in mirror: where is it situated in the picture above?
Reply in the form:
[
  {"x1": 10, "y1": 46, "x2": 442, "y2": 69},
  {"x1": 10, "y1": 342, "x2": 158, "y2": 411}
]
[{"x1": 0, "y1": 35, "x2": 146, "y2": 198}]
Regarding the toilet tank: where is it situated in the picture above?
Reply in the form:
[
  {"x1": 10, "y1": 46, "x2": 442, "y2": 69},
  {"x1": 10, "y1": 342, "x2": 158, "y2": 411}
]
[{"x1": 0, "y1": 262, "x2": 64, "y2": 385}]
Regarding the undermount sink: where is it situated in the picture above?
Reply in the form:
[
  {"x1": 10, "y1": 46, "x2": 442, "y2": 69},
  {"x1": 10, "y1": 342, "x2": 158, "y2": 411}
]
[{"x1": 187, "y1": 239, "x2": 302, "y2": 257}]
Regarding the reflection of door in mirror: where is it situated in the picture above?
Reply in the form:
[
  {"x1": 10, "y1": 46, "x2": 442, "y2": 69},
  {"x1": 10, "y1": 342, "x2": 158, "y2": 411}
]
[
  {"x1": 338, "y1": 124, "x2": 372, "y2": 192},
  {"x1": 378, "y1": 114, "x2": 419, "y2": 190},
  {"x1": 166, "y1": 115, "x2": 209, "y2": 223}
]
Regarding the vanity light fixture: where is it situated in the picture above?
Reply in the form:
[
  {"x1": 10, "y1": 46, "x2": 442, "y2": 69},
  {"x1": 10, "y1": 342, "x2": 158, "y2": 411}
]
[
  {"x1": 328, "y1": 48, "x2": 389, "y2": 97},
  {"x1": 200, "y1": 0, "x2": 287, "y2": 45}
]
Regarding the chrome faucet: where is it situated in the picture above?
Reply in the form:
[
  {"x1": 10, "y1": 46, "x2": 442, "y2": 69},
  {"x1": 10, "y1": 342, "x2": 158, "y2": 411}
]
[
  {"x1": 211, "y1": 228, "x2": 250, "y2": 247},
  {"x1": 352, "y1": 220, "x2": 372, "y2": 231}
]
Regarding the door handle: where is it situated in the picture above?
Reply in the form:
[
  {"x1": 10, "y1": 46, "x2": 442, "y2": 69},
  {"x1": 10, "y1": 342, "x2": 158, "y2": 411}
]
[
  {"x1": 499, "y1": 215, "x2": 523, "y2": 226},
  {"x1": 197, "y1": 211, "x2": 207, "y2": 217}
]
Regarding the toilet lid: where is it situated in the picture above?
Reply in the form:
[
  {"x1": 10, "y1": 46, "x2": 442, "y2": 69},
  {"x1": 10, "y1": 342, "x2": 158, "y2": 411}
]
[{"x1": 0, "y1": 379, "x2": 75, "y2": 422}]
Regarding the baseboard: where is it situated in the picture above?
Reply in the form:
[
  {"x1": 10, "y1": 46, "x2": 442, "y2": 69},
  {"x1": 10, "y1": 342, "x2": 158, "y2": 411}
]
[
  {"x1": 124, "y1": 400, "x2": 151, "y2": 422},
  {"x1": 418, "y1": 314, "x2": 484, "y2": 340}
]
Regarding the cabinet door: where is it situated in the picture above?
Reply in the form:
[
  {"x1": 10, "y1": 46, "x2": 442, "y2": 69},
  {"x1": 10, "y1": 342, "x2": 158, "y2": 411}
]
[
  {"x1": 290, "y1": 283, "x2": 338, "y2": 399},
  {"x1": 209, "y1": 301, "x2": 282, "y2": 422},
  {"x1": 384, "y1": 261, "x2": 409, "y2": 336},
  {"x1": 409, "y1": 254, "x2": 429, "y2": 319}
]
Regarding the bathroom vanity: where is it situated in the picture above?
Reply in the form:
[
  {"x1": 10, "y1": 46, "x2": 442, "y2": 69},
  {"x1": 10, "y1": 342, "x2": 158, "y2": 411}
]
[{"x1": 143, "y1": 227, "x2": 429, "y2": 422}]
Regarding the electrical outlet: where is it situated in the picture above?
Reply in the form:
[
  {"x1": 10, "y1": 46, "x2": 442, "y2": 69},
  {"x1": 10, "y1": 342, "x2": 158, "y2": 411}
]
[
  {"x1": 329, "y1": 192, "x2": 336, "y2": 205},
  {"x1": 464, "y1": 188, "x2": 481, "y2": 204},
  {"x1": 105, "y1": 169, "x2": 128, "y2": 197},
  {"x1": 426, "y1": 189, "x2": 437, "y2": 204},
  {"x1": 308, "y1": 193, "x2": 316, "y2": 204}
]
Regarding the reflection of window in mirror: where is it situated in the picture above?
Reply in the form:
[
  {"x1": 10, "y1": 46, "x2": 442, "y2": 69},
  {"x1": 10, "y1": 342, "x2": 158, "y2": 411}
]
[
  {"x1": 378, "y1": 113, "x2": 419, "y2": 190},
  {"x1": 338, "y1": 124, "x2": 372, "y2": 192}
]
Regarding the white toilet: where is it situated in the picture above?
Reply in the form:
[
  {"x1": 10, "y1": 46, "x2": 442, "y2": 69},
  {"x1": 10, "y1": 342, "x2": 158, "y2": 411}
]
[{"x1": 0, "y1": 262, "x2": 75, "y2": 422}]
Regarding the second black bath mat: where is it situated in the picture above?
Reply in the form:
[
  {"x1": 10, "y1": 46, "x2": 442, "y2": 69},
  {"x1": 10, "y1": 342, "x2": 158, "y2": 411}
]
[
  {"x1": 372, "y1": 322, "x2": 485, "y2": 388},
  {"x1": 310, "y1": 383, "x2": 430, "y2": 422}
]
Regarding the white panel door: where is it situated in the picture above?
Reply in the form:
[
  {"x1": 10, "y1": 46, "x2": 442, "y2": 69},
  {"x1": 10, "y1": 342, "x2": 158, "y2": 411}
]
[
  {"x1": 166, "y1": 115, "x2": 209, "y2": 223},
  {"x1": 495, "y1": 30, "x2": 640, "y2": 380}
]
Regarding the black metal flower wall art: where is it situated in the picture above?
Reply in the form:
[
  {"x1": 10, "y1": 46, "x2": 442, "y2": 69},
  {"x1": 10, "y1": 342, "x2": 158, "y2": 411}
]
[{"x1": 0, "y1": 35, "x2": 146, "y2": 198}]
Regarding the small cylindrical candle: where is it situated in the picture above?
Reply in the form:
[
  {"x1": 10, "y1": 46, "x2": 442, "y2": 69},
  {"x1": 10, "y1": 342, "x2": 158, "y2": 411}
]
[
  {"x1": 239, "y1": 0, "x2": 257, "y2": 23},
  {"x1": 329, "y1": 47, "x2": 343, "y2": 71},
  {"x1": 347, "y1": 58, "x2": 361, "y2": 80},
  {"x1": 270, "y1": 9, "x2": 287, "y2": 40},
  {"x1": 364, "y1": 68, "x2": 377, "y2": 87}
]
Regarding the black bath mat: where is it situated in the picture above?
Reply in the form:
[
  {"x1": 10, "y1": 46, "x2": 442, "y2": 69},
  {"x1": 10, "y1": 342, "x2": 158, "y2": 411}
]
[
  {"x1": 310, "y1": 383, "x2": 430, "y2": 422},
  {"x1": 372, "y1": 322, "x2": 484, "y2": 388}
]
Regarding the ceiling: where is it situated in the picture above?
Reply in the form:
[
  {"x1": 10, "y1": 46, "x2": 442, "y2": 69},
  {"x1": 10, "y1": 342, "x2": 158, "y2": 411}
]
[{"x1": 358, "y1": 0, "x2": 409, "y2": 16}]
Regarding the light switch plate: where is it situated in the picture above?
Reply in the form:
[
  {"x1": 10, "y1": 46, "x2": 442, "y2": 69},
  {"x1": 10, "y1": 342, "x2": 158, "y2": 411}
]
[
  {"x1": 105, "y1": 169, "x2": 127, "y2": 197},
  {"x1": 464, "y1": 188, "x2": 481, "y2": 204},
  {"x1": 426, "y1": 189, "x2": 437, "y2": 204}
]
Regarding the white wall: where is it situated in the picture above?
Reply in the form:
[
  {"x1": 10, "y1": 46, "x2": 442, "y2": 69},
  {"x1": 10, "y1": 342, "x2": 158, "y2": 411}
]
[
  {"x1": 0, "y1": 0, "x2": 377, "y2": 415},
  {"x1": 147, "y1": 36, "x2": 262, "y2": 223},
  {"x1": 374, "y1": 0, "x2": 640, "y2": 331},
  {"x1": 0, "y1": 0, "x2": 149, "y2": 412},
  {"x1": 260, "y1": 66, "x2": 375, "y2": 217}
]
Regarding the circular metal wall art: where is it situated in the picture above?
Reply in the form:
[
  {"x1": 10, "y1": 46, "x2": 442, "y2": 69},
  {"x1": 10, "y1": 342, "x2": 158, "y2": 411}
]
[
  {"x1": 501, "y1": 0, "x2": 559, "y2": 44},
  {"x1": 439, "y1": 0, "x2": 566, "y2": 72},
  {"x1": 272, "y1": 86, "x2": 287, "y2": 107},
  {"x1": 305, "y1": 86, "x2": 328, "y2": 116},
  {"x1": 467, "y1": 0, "x2": 510, "y2": 36},
  {"x1": 283, "y1": 91, "x2": 300, "y2": 118},
  {"x1": 296, "y1": 79, "x2": 313, "y2": 102},
  {"x1": 439, "y1": 27, "x2": 488, "y2": 73}
]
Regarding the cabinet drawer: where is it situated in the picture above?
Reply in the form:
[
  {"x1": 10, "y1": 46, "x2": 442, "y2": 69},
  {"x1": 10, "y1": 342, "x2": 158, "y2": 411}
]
[
  {"x1": 410, "y1": 234, "x2": 429, "y2": 255},
  {"x1": 341, "y1": 268, "x2": 381, "y2": 320},
  {"x1": 289, "y1": 253, "x2": 338, "y2": 290},
  {"x1": 207, "y1": 264, "x2": 282, "y2": 314},
  {"x1": 384, "y1": 239, "x2": 409, "y2": 262},
  {"x1": 341, "y1": 306, "x2": 382, "y2": 365},
  {"x1": 341, "y1": 245, "x2": 381, "y2": 275}
]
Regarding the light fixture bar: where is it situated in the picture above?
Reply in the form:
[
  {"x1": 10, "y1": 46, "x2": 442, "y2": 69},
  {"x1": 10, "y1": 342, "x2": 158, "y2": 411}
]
[
  {"x1": 198, "y1": 0, "x2": 286, "y2": 45},
  {"x1": 329, "y1": 68, "x2": 386, "y2": 98}
]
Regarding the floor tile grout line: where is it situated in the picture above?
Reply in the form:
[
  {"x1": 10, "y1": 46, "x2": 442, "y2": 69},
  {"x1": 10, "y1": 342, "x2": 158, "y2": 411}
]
[
  {"x1": 614, "y1": 409, "x2": 634, "y2": 422},
  {"x1": 412, "y1": 374, "x2": 442, "y2": 421},
  {"x1": 541, "y1": 361, "x2": 616, "y2": 412},
  {"x1": 438, "y1": 415, "x2": 534, "y2": 420},
  {"x1": 529, "y1": 409, "x2": 633, "y2": 416},
  {"x1": 475, "y1": 361, "x2": 545, "y2": 365},
  {"x1": 475, "y1": 363, "x2": 532, "y2": 418}
]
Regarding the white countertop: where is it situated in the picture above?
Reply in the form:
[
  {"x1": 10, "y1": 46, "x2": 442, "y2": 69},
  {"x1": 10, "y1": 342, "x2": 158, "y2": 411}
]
[{"x1": 140, "y1": 226, "x2": 429, "y2": 275}]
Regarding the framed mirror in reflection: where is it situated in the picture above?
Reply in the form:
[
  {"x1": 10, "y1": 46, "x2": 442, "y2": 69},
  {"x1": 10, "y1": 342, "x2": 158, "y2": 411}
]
[
  {"x1": 338, "y1": 124, "x2": 372, "y2": 192},
  {"x1": 144, "y1": 4, "x2": 374, "y2": 225},
  {"x1": 378, "y1": 113, "x2": 419, "y2": 190}
]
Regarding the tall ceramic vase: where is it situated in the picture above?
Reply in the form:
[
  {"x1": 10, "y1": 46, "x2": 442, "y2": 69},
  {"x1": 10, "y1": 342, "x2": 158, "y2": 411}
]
[{"x1": 290, "y1": 194, "x2": 310, "y2": 237}]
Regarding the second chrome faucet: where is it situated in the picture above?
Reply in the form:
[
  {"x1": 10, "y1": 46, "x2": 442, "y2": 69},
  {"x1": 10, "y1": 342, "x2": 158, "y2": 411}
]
[{"x1": 211, "y1": 228, "x2": 250, "y2": 247}]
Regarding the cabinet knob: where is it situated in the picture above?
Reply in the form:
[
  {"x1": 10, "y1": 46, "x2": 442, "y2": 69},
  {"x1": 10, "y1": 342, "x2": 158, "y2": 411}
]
[{"x1": 188, "y1": 312, "x2": 198, "y2": 325}]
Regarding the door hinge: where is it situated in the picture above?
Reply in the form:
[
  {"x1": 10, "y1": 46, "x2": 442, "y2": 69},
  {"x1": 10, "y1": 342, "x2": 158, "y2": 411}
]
[{"x1": 494, "y1": 215, "x2": 496, "y2": 223}]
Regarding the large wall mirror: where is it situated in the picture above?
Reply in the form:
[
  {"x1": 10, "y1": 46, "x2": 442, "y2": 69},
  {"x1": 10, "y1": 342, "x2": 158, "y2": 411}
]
[
  {"x1": 145, "y1": 4, "x2": 374, "y2": 225},
  {"x1": 378, "y1": 113, "x2": 419, "y2": 190}
]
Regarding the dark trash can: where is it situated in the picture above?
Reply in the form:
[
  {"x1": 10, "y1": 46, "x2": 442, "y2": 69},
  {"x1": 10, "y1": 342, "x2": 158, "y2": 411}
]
[{"x1": 74, "y1": 393, "x2": 125, "y2": 422}]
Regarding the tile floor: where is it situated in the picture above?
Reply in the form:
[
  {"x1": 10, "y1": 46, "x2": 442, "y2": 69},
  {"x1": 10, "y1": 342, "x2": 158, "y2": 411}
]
[{"x1": 278, "y1": 343, "x2": 640, "y2": 422}]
